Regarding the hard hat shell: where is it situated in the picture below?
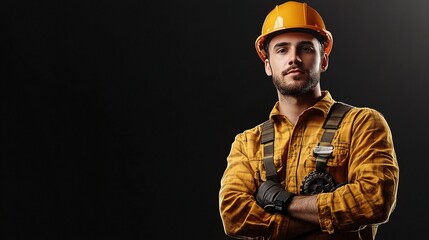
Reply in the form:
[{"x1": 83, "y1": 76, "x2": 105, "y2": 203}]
[{"x1": 255, "y1": 1, "x2": 333, "y2": 61}]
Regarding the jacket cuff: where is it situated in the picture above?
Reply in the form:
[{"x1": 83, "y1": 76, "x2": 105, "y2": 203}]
[{"x1": 317, "y1": 194, "x2": 335, "y2": 234}]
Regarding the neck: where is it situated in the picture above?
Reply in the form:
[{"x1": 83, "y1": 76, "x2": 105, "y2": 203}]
[{"x1": 277, "y1": 89, "x2": 323, "y2": 126}]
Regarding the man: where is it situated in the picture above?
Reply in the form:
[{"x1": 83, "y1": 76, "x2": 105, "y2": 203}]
[{"x1": 219, "y1": 1, "x2": 399, "y2": 239}]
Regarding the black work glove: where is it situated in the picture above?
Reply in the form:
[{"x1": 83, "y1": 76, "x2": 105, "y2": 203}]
[{"x1": 255, "y1": 180, "x2": 294, "y2": 214}]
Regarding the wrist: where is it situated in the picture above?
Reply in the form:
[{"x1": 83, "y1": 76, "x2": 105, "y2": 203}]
[{"x1": 274, "y1": 191, "x2": 295, "y2": 213}]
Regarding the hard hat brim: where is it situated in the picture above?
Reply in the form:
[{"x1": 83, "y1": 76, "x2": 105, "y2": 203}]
[{"x1": 255, "y1": 27, "x2": 333, "y2": 61}]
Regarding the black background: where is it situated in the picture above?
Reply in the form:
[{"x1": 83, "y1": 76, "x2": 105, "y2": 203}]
[{"x1": 2, "y1": 0, "x2": 428, "y2": 239}]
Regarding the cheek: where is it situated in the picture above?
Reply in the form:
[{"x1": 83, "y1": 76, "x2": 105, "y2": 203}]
[{"x1": 305, "y1": 57, "x2": 321, "y2": 70}]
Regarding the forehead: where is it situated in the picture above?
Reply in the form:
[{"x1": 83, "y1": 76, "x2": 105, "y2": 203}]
[{"x1": 269, "y1": 31, "x2": 318, "y2": 46}]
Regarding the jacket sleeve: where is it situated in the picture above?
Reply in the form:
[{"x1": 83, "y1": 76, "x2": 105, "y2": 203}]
[
  {"x1": 317, "y1": 108, "x2": 400, "y2": 234},
  {"x1": 219, "y1": 130, "x2": 291, "y2": 239}
]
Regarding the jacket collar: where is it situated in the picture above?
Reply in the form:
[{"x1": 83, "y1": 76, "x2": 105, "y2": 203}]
[{"x1": 269, "y1": 90, "x2": 336, "y2": 122}]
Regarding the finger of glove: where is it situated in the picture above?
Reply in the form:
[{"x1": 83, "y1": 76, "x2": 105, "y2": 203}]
[
  {"x1": 259, "y1": 181, "x2": 285, "y2": 205},
  {"x1": 276, "y1": 190, "x2": 293, "y2": 203},
  {"x1": 256, "y1": 181, "x2": 277, "y2": 205},
  {"x1": 258, "y1": 180, "x2": 278, "y2": 192}
]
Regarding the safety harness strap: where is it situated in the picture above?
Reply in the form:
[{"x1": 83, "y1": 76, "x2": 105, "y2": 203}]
[
  {"x1": 261, "y1": 120, "x2": 280, "y2": 182},
  {"x1": 315, "y1": 102, "x2": 353, "y2": 172}
]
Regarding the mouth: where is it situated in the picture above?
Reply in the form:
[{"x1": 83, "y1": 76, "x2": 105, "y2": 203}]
[{"x1": 286, "y1": 68, "x2": 304, "y2": 75}]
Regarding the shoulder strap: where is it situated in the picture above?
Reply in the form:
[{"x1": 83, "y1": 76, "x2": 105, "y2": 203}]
[
  {"x1": 315, "y1": 102, "x2": 353, "y2": 172},
  {"x1": 260, "y1": 102, "x2": 353, "y2": 182},
  {"x1": 261, "y1": 120, "x2": 280, "y2": 182}
]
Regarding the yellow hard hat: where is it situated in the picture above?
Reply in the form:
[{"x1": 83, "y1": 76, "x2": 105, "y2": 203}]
[{"x1": 255, "y1": 1, "x2": 333, "y2": 61}]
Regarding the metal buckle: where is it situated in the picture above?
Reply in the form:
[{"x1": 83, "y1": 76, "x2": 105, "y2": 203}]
[{"x1": 313, "y1": 145, "x2": 334, "y2": 155}]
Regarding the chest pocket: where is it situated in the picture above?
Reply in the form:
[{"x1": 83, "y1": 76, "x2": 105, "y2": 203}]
[
  {"x1": 304, "y1": 141, "x2": 350, "y2": 169},
  {"x1": 328, "y1": 141, "x2": 350, "y2": 166}
]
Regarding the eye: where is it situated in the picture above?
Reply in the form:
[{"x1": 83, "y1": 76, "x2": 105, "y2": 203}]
[
  {"x1": 300, "y1": 45, "x2": 315, "y2": 53},
  {"x1": 275, "y1": 48, "x2": 287, "y2": 54},
  {"x1": 275, "y1": 47, "x2": 290, "y2": 55}
]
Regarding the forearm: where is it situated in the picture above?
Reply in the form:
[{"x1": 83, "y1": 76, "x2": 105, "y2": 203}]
[
  {"x1": 287, "y1": 195, "x2": 319, "y2": 225},
  {"x1": 254, "y1": 177, "x2": 321, "y2": 237}
]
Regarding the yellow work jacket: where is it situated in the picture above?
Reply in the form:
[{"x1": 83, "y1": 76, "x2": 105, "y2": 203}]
[{"x1": 219, "y1": 91, "x2": 399, "y2": 239}]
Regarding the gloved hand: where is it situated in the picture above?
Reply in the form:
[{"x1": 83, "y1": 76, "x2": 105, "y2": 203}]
[{"x1": 255, "y1": 180, "x2": 294, "y2": 214}]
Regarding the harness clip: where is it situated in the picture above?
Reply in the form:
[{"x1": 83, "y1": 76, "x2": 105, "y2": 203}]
[{"x1": 313, "y1": 145, "x2": 334, "y2": 155}]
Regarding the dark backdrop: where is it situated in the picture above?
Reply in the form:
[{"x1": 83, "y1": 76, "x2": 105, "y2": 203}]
[{"x1": 2, "y1": 0, "x2": 428, "y2": 239}]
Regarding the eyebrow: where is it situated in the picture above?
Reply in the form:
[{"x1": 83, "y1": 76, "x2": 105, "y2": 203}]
[{"x1": 272, "y1": 40, "x2": 314, "y2": 49}]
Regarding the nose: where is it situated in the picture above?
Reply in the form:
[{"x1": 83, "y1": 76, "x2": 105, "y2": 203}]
[{"x1": 289, "y1": 48, "x2": 302, "y2": 65}]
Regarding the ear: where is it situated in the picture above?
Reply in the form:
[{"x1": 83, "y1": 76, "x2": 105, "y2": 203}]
[
  {"x1": 321, "y1": 53, "x2": 329, "y2": 72},
  {"x1": 264, "y1": 59, "x2": 272, "y2": 76}
]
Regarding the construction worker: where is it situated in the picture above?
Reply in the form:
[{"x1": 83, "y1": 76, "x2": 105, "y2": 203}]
[{"x1": 219, "y1": 1, "x2": 399, "y2": 239}]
